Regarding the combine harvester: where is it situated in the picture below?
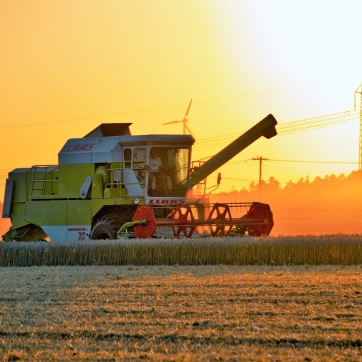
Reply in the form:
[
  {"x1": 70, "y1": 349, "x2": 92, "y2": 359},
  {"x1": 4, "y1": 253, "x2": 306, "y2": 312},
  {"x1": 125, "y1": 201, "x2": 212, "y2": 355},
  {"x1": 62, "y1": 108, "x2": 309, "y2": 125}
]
[{"x1": 2, "y1": 114, "x2": 277, "y2": 241}]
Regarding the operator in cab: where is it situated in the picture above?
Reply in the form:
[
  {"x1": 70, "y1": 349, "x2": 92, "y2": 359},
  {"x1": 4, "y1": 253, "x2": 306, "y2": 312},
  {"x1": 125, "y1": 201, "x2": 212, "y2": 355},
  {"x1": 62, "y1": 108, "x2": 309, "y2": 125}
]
[{"x1": 149, "y1": 148, "x2": 172, "y2": 193}]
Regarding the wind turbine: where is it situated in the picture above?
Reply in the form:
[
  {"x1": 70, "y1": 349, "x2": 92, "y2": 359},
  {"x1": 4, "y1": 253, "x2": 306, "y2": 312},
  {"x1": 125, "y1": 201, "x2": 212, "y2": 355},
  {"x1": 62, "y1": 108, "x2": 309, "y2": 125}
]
[{"x1": 163, "y1": 99, "x2": 194, "y2": 137}]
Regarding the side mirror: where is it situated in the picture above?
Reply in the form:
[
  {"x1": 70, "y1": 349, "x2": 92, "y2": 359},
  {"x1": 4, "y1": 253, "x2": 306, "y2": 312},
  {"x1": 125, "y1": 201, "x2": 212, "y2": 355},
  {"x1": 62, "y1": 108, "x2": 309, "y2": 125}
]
[{"x1": 217, "y1": 173, "x2": 222, "y2": 185}]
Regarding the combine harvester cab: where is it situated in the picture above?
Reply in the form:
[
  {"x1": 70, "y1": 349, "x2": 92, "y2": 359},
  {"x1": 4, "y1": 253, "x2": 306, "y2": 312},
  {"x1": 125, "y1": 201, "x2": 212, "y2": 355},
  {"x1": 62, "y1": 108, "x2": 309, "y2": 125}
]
[{"x1": 2, "y1": 115, "x2": 277, "y2": 241}]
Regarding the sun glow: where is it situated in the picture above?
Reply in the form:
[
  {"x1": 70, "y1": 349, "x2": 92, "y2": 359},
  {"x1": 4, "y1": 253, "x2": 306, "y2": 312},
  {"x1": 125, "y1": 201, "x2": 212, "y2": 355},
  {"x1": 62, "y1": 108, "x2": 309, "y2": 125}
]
[{"x1": 1, "y1": 1, "x2": 362, "y2": 237}]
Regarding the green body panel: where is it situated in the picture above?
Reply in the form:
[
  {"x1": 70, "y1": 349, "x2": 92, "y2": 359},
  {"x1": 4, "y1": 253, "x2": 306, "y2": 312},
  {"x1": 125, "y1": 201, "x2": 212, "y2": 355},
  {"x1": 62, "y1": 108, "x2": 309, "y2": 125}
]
[
  {"x1": 58, "y1": 164, "x2": 94, "y2": 199},
  {"x1": 103, "y1": 187, "x2": 127, "y2": 199},
  {"x1": 9, "y1": 202, "x2": 28, "y2": 230},
  {"x1": 23, "y1": 200, "x2": 91, "y2": 226},
  {"x1": 10, "y1": 171, "x2": 28, "y2": 203},
  {"x1": 91, "y1": 197, "x2": 143, "y2": 217},
  {"x1": 67, "y1": 200, "x2": 92, "y2": 225},
  {"x1": 25, "y1": 201, "x2": 67, "y2": 226}
]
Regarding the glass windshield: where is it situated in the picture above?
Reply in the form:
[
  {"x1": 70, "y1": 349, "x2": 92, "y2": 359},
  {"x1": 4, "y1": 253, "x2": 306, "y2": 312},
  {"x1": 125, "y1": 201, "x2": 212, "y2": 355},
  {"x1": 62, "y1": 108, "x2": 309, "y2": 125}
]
[{"x1": 148, "y1": 147, "x2": 189, "y2": 197}]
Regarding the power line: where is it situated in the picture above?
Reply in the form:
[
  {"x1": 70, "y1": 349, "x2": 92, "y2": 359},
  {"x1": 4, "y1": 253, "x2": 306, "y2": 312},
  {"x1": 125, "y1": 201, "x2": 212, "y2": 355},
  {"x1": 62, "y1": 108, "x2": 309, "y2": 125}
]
[
  {"x1": 193, "y1": 110, "x2": 359, "y2": 151},
  {"x1": 269, "y1": 159, "x2": 358, "y2": 165},
  {"x1": 1, "y1": 84, "x2": 317, "y2": 130},
  {"x1": 277, "y1": 110, "x2": 354, "y2": 129},
  {"x1": 277, "y1": 112, "x2": 358, "y2": 135},
  {"x1": 192, "y1": 84, "x2": 318, "y2": 105},
  {"x1": 203, "y1": 158, "x2": 358, "y2": 174}
]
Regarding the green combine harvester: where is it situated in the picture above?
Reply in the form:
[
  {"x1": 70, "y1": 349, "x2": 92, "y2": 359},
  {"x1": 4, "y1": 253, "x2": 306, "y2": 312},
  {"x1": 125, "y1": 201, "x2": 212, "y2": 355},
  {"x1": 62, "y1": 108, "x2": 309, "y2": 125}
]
[{"x1": 2, "y1": 115, "x2": 277, "y2": 241}]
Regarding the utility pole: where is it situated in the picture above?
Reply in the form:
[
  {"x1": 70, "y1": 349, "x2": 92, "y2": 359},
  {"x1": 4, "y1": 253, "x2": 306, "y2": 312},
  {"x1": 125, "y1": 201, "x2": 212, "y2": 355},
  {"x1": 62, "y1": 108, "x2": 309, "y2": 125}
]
[
  {"x1": 354, "y1": 83, "x2": 362, "y2": 171},
  {"x1": 251, "y1": 155, "x2": 268, "y2": 199}
]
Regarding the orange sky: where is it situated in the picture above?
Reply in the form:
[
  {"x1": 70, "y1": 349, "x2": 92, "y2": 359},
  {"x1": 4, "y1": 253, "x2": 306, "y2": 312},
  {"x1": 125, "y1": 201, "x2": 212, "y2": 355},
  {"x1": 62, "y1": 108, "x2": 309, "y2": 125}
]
[{"x1": 1, "y1": 0, "x2": 362, "y2": 199}]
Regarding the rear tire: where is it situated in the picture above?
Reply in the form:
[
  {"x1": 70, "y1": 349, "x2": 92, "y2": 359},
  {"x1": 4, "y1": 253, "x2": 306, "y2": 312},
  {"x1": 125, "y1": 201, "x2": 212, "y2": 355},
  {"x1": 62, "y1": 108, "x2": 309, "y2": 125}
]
[{"x1": 90, "y1": 215, "x2": 123, "y2": 240}]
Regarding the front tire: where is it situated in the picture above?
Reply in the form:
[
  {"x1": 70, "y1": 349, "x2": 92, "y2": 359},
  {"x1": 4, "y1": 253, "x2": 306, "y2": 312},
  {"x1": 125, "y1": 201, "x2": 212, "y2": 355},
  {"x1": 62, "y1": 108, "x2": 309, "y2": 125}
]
[{"x1": 90, "y1": 215, "x2": 123, "y2": 240}]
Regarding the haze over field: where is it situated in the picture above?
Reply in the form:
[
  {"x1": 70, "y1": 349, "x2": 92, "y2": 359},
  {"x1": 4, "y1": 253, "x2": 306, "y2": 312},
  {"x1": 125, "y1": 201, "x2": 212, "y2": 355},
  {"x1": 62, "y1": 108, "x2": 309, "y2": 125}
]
[{"x1": 1, "y1": 0, "x2": 362, "y2": 195}]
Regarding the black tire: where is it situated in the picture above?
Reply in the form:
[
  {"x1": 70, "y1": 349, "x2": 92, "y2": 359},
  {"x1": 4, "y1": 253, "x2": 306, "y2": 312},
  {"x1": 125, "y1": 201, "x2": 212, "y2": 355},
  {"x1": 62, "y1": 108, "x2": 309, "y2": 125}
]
[{"x1": 90, "y1": 215, "x2": 123, "y2": 240}]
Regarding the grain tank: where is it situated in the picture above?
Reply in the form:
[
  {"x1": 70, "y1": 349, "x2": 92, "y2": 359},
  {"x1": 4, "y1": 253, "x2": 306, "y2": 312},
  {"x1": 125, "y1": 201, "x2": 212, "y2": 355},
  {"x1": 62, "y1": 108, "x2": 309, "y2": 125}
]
[{"x1": 2, "y1": 114, "x2": 277, "y2": 241}]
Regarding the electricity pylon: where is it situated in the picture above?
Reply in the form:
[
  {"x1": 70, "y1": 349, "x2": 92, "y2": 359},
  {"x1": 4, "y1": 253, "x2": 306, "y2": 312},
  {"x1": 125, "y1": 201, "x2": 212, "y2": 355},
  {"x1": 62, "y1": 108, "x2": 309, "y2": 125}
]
[{"x1": 355, "y1": 83, "x2": 362, "y2": 170}]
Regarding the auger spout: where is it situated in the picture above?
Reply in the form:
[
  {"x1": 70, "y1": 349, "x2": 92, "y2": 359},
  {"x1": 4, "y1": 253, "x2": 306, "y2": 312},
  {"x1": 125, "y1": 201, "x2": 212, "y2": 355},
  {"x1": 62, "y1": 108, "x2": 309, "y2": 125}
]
[{"x1": 189, "y1": 114, "x2": 277, "y2": 189}]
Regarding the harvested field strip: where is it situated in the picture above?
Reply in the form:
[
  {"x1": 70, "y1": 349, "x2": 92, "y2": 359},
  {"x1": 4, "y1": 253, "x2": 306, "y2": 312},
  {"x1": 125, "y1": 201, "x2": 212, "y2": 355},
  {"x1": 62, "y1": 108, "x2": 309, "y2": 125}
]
[
  {"x1": 1, "y1": 265, "x2": 361, "y2": 361},
  {"x1": 1, "y1": 330, "x2": 361, "y2": 348},
  {"x1": 1, "y1": 235, "x2": 362, "y2": 266}
]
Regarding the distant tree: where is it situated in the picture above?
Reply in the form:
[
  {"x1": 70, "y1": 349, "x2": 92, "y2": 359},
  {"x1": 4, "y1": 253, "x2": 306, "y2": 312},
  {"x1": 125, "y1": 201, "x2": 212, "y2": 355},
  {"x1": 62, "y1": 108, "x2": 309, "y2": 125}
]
[
  {"x1": 347, "y1": 169, "x2": 362, "y2": 182},
  {"x1": 264, "y1": 177, "x2": 281, "y2": 192}
]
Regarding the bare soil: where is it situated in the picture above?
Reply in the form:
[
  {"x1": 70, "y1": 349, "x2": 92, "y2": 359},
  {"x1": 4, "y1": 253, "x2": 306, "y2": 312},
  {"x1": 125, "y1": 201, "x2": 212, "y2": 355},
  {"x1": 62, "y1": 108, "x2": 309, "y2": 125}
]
[{"x1": 1, "y1": 265, "x2": 361, "y2": 361}]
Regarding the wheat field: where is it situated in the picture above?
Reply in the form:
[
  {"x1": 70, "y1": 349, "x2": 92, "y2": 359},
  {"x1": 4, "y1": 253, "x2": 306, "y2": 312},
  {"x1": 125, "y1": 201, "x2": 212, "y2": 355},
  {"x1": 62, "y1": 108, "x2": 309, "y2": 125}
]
[
  {"x1": 1, "y1": 234, "x2": 362, "y2": 267},
  {"x1": 1, "y1": 236, "x2": 362, "y2": 361}
]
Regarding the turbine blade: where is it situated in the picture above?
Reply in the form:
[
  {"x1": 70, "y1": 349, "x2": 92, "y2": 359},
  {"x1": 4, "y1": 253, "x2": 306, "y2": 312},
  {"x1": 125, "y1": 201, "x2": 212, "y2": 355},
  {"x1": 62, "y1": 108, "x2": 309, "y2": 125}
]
[
  {"x1": 163, "y1": 120, "x2": 182, "y2": 125},
  {"x1": 182, "y1": 99, "x2": 193, "y2": 120},
  {"x1": 185, "y1": 124, "x2": 194, "y2": 137}
]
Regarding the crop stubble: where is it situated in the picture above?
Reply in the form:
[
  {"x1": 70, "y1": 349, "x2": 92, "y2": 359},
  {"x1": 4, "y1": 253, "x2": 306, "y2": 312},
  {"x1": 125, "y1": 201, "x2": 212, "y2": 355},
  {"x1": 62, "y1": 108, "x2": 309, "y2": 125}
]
[{"x1": 0, "y1": 265, "x2": 361, "y2": 361}]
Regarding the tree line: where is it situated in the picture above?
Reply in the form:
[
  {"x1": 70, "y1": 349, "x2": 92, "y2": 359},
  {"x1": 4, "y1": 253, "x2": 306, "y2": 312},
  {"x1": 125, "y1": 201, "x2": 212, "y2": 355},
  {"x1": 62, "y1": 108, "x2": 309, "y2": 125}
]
[{"x1": 210, "y1": 170, "x2": 362, "y2": 236}]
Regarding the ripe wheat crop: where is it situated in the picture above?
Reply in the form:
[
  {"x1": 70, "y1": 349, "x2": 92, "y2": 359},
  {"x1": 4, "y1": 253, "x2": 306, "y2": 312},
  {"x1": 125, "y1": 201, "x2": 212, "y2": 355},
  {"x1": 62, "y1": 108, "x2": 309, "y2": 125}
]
[{"x1": 1, "y1": 234, "x2": 362, "y2": 266}]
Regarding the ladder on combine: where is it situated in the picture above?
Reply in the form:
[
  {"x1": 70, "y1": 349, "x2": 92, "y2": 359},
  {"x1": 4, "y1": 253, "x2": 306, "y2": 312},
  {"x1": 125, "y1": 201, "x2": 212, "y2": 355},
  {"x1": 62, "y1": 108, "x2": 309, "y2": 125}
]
[{"x1": 27, "y1": 166, "x2": 59, "y2": 199}]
